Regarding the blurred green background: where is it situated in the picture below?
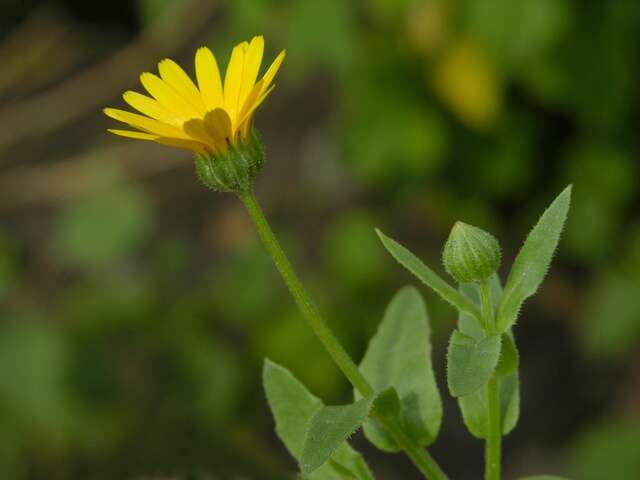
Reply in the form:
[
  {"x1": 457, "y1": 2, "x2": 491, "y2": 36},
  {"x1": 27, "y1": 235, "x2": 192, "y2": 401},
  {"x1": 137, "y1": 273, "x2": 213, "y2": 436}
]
[{"x1": 1, "y1": 0, "x2": 640, "y2": 478}]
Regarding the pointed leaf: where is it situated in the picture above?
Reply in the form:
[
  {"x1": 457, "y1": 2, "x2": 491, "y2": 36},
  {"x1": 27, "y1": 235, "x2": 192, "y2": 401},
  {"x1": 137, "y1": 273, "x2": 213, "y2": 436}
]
[
  {"x1": 456, "y1": 280, "x2": 520, "y2": 437},
  {"x1": 458, "y1": 371, "x2": 520, "y2": 438},
  {"x1": 496, "y1": 186, "x2": 572, "y2": 332},
  {"x1": 496, "y1": 333, "x2": 519, "y2": 376},
  {"x1": 377, "y1": 230, "x2": 481, "y2": 321},
  {"x1": 263, "y1": 359, "x2": 322, "y2": 459},
  {"x1": 373, "y1": 387, "x2": 402, "y2": 418},
  {"x1": 357, "y1": 286, "x2": 442, "y2": 451},
  {"x1": 301, "y1": 397, "x2": 374, "y2": 475},
  {"x1": 447, "y1": 330, "x2": 501, "y2": 397},
  {"x1": 263, "y1": 360, "x2": 374, "y2": 479}
]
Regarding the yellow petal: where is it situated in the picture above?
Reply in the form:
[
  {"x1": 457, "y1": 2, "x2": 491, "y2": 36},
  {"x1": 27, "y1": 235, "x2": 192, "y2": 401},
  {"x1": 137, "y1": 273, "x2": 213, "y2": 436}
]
[
  {"x1": 182, "y1": 118, "x2": 218, "y2": 147},
  {"x1": 223, "y1": 43, "x2": 246, "y2": 122},
  {"x1": 158, "y1": 58, "x2": 206, "y2": 114},
  {"x1": 107, "y1": 129, "x2": 158, "y2": 140},
  {"x1": 123, "y1": 91, "x2": 180, "y2": 126},
  {"x1": 108, "y1": 128, "x2": 205, "y2": 154},
  {"x1": 140, "y1": 72, "x2": 199, "y2": 119},
  {"x1": 238, "y1": 36, "x2": 264, "y2": 108},
  {"x1": 238, "y1": 84, "x2": 275, "y2": 127},
  {"x1": 240, "y1": 118, "x2": 252, "y2": 139},
  {"x1": 204, "y1": 108, "x2": 233, "y2": 142},
  {"x1": 156, "y1": 137, "x2": 208, "y2": 154},
  {"x1": 195, "y1": 47, "x2": 224, "y2": 110},
  {"x1": 103, "y1": 107, "x2": 188, "y2": 138},
  {"x1": 237, "y1": 79, "x2": 264, "y2": 123},
  {"x1": 259, "y1": 50, "x2": 285, "y2": 96}
]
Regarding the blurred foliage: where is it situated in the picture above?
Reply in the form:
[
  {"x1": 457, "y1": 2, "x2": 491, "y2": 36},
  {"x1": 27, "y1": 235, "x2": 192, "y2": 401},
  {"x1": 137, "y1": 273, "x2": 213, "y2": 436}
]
[
  {"x1": 568, "y1": 415, "x2": 640, "y2": 480},
  {"x1": 1, "y1": 0, "x2": 640, "y2": 479}
]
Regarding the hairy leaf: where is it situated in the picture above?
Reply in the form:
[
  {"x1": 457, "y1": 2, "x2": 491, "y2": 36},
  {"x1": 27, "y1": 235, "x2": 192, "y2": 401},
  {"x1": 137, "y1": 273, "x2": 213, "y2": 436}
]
[
  {"x1": 496, "y1": 186, "x2": 572, "y2": 332},
  {"x1": 301, "y1": 397, "x2": 374, "y2": 475},
  {"x1": 496, "y1": 333, "x2": 519, "y2": 376},
  {"x1": 447, "y1": 330, "x2": 501, "y2": 397},
  {"x1": 357, "y1": 286, "x2": 442, "y2": 451},
  {"x1": 263, "y1": 360, "x2": 374, "y2": 479},
  {"x1": 373, "y1": 387, "x2": 402, "y2": 418},
  {"x1": 457, "y1": 279, "x2": 520, "y2": 437},
  {"x1": 376, "y1": 230, "x2": 481, "y2": 321},
  {"x1": 458, "y1": 372, "x2": 520, "y2": 438}
]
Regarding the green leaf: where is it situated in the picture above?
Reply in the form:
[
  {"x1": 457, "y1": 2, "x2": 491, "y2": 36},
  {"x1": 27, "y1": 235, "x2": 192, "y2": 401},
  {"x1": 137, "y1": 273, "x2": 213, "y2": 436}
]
[
  {"x1": 496, "y1": 186, "x2": 572, "y2": 332},
  {"x1": 496, "y1": 333, "x2": 520, "y2": 376},
  {"x1": 357, "y1": 286, "x2": 442, "y2": 451},
  {"x1": 263, "y1": 360, "x2": 374, "y2": 479},
  {"x1": 458, "y1": 371, "x2": 520, "y2": 438},
  {"x1": 321, "y1": 444, "x2": 375, "y2": 480},
  {"x1": 301, "y1": 397, "x2": 374, "y2": 475},
  {"x1": 457, "y1": 279, "x2": 520, "y2": 437},
  {"x1": 376, "y1": 230, "x2": 481, "y2": 321},
  {"x1": 373, "y1": 387, "x2": 401, "y2": 418},
  {"x1": 447, "y1": 330, "x2": 501, "y2": 397}
]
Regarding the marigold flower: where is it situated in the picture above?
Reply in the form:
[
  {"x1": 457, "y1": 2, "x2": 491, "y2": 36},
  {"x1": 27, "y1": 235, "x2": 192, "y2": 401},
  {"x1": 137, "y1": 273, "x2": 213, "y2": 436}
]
[{"x1": 104, "y1": 36, "x2": 285, "y2": 155}]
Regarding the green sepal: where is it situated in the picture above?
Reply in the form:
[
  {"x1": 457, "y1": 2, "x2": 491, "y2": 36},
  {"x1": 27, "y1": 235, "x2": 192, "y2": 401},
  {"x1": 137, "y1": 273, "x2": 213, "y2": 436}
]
[{"x1": 195, "y1": 128, "x2": 265, "y2": 193}]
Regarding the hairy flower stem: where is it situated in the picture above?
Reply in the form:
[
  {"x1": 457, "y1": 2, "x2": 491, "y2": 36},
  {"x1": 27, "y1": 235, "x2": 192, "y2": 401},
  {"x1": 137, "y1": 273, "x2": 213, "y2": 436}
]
[
  {"x1": 238, "y1": 189, "x2": 448, "y2": 480},
  {"x1": 480, "y1": 282, "x2": 501, "y2": 480}
]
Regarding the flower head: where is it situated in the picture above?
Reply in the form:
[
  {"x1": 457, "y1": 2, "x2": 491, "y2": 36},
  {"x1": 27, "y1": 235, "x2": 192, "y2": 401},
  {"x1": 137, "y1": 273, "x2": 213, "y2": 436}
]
[{"x1": 104, "y1": 36, "x2": 285, "y2": 155}]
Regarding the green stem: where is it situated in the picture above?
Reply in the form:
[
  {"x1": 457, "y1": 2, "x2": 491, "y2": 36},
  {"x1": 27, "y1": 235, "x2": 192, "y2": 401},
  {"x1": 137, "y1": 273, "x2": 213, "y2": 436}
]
[
  {"x1": 480, "y1": 282, "x2": 501, "y2": 480},
  {"x1": 376, "y1": 413, "x2": 449, "y2": 480},
  {"x1": 238, "y1": 189, "x2": 371, "y2": 396},
  {"x1": 238, "y1": 189, "x2": 449, "y2": 480},
  {"x1": 478, "y1": 282, "x2": 494, "y2": 333},
  {"x1": 485, "y1": 375, "x2": 501, "y2": 480}
]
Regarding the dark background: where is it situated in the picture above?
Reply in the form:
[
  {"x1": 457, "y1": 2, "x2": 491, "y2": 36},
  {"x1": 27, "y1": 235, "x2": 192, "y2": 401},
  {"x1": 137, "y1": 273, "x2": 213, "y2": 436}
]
[{"x1": 1, "y1": 1, "x2": 640, "y2": 479}]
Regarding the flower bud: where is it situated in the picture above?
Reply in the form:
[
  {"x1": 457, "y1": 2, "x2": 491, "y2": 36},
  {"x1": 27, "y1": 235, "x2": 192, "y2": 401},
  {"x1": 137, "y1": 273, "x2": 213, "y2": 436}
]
[
  {"x1": 195, "y1": 129, "x2": 265, "y2": 193},
  {"x1": 442, "y1": 222, "x2": 501, "y2": 284}
]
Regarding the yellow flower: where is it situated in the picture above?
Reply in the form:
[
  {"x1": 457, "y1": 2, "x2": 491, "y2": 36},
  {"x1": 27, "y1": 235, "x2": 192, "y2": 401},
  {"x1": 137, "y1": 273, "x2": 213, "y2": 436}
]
[{"x1": 104, "y1": 36, "x2": 285, "y2": 155}]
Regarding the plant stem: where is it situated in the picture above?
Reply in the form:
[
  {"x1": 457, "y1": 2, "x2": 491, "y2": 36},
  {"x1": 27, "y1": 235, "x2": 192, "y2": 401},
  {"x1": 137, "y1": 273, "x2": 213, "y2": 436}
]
[
  {"x1": 478, "y1": 282, "x2": 494, "y2": 333},
  {"x1": 376, "y1": 413, "x2": 449, "y2": 480},
  {"x1": 238, "y1": 189, "x2": 449, "y2": 480},
  {"x1": 485, "y1": 375, "x2": 501, "y2": 480},
  {"x1": 238, "y1": 189, "x2": 371, "y2": 396},
  {"x1": 480, "y1": 282, "x2": 501, "y2": 480}
]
